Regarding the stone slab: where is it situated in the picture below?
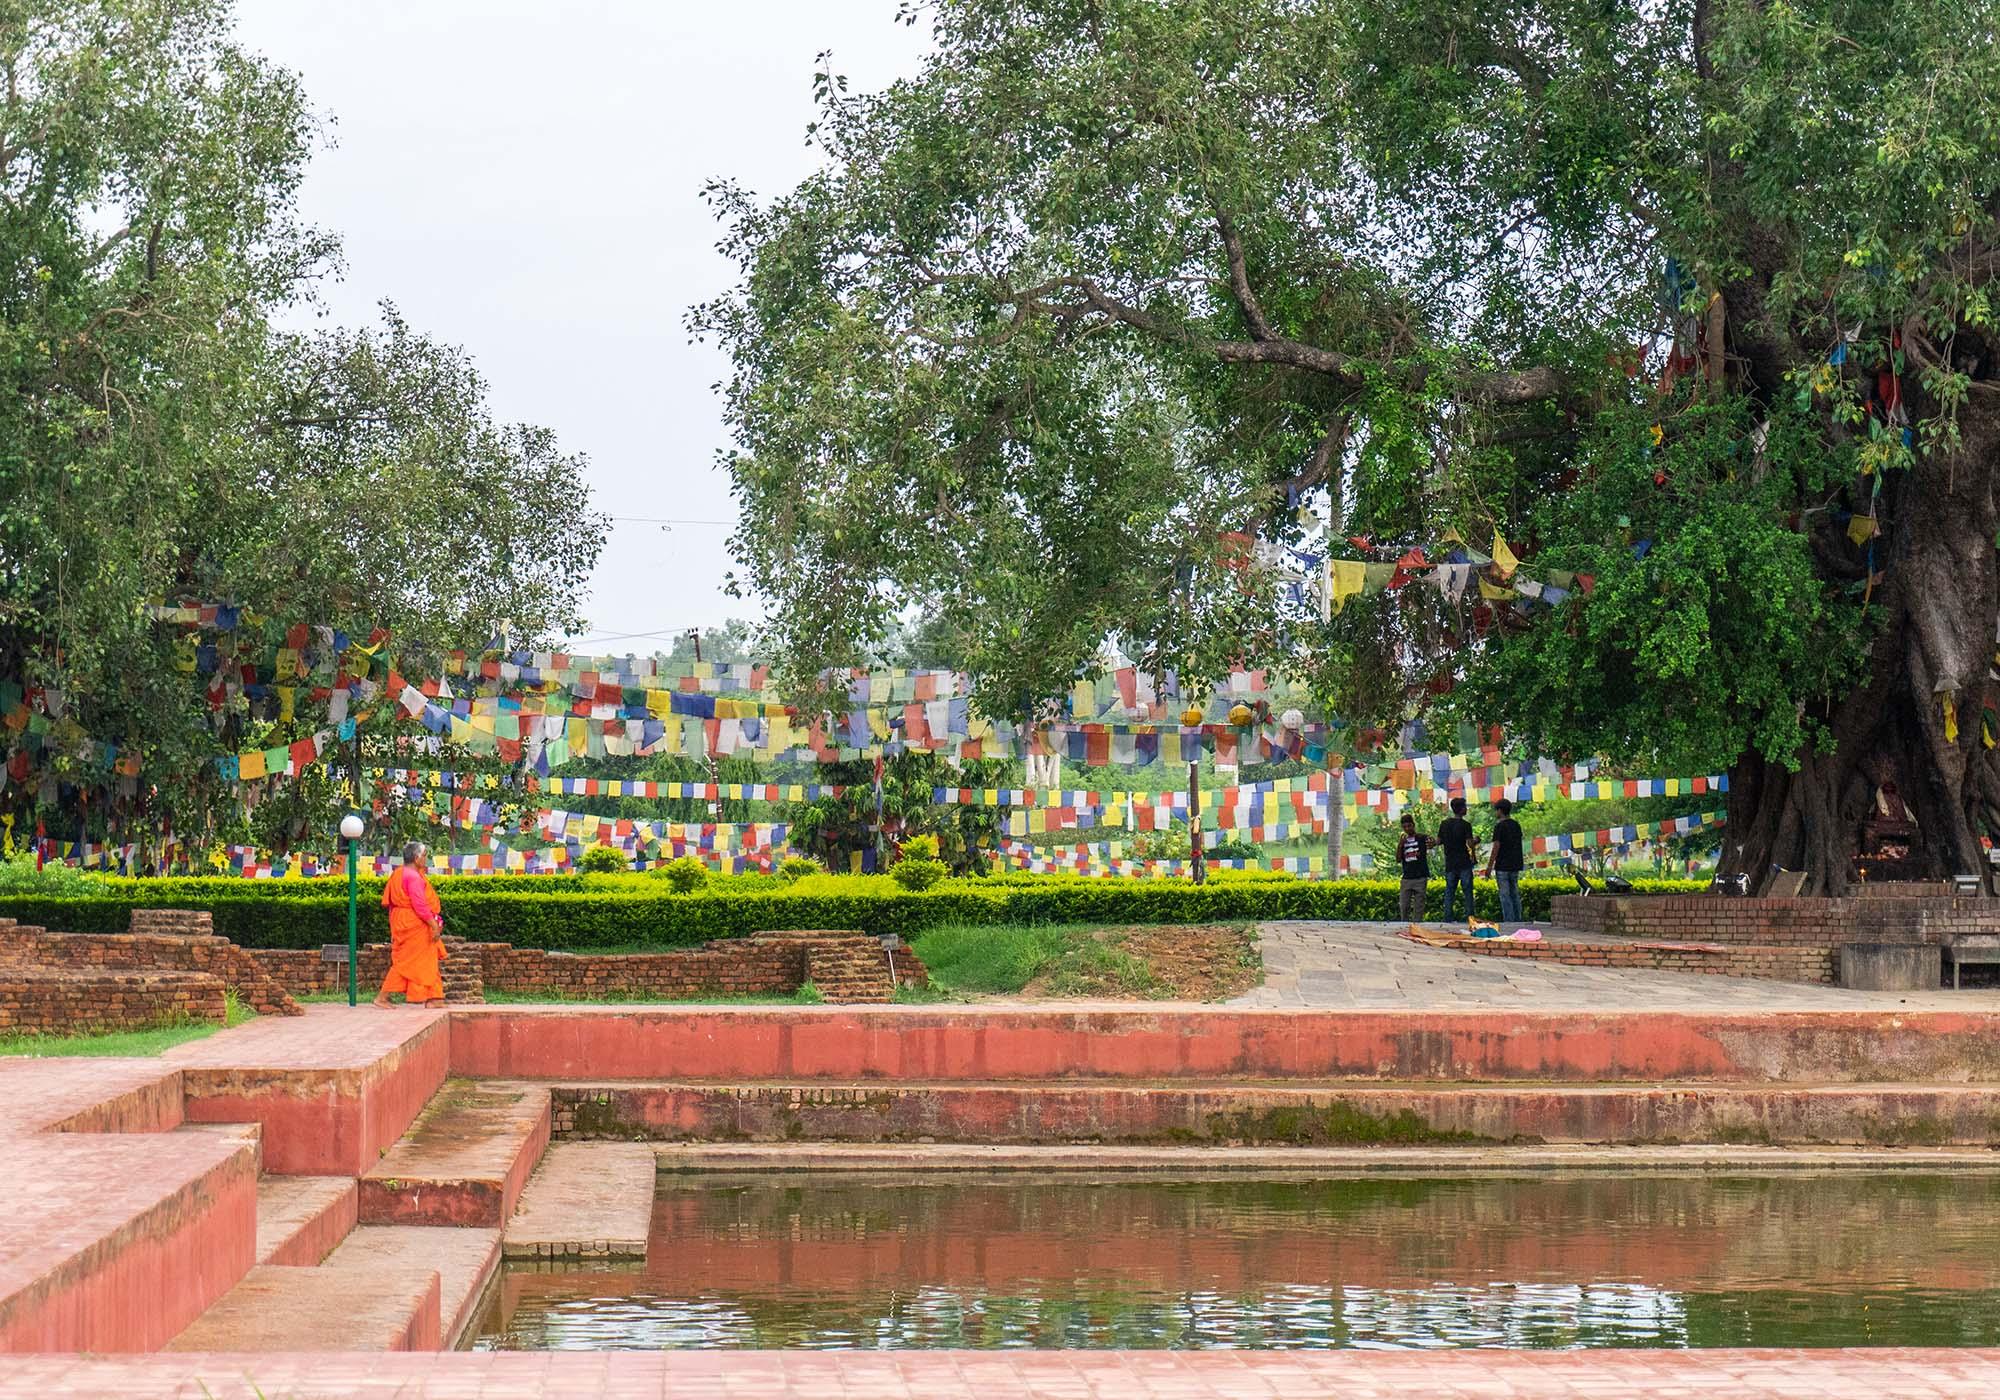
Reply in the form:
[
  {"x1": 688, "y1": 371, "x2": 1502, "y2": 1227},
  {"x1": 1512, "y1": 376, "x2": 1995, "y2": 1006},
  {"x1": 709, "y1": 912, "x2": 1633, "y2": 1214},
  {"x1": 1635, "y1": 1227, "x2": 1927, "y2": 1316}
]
[
  {"x1": 17, "y1": 1347, "x2": 2000, "y2": 1398},
  {"x1": 503, "y1": 1142, "x2": 655, "y2": 1260},
  {"x1": 323, "y1": 1225, "x2": 500, "y2": 1350},
  {"x1": 1843, "y1": 942, "x2": 1943, "y2": 990},
  {"x1": 163, "y1": 1263, "x2": 439, "y2": 1352},
  {"x1": 254, "y1": 1176, "x2": 356, "y2": 1267},
  {"x1": 359, "y1": 1080, "x2": 550, "y2": 1228},
  {"x1": 168, "y1": 1006, "x2": 449, "y2": 1176}
]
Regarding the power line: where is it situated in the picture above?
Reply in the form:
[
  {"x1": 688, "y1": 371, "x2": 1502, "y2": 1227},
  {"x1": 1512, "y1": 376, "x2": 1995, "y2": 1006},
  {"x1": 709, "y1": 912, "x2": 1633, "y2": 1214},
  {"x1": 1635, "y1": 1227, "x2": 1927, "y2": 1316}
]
[{"x1": 607, "y1": 516, "x2": 733, "y2": 526}]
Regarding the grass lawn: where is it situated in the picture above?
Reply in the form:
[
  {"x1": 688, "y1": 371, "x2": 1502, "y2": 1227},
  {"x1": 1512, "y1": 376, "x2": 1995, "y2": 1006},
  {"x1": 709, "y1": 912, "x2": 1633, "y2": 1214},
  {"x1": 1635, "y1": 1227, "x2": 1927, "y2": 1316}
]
[
  {"x1": 0, "y1": 991, "x2": 254, "y2": 1058},
  {"x1": 912, "y1": 922, "x2": 1263, "y2": 1001}
]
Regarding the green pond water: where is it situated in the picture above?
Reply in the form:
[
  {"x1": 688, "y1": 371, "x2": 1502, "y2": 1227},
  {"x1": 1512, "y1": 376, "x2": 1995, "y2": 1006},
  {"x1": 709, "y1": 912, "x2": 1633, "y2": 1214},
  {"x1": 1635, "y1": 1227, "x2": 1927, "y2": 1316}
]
[{"x1": 472, "y1": 1171, "x2": 2000, "y2": 1351}]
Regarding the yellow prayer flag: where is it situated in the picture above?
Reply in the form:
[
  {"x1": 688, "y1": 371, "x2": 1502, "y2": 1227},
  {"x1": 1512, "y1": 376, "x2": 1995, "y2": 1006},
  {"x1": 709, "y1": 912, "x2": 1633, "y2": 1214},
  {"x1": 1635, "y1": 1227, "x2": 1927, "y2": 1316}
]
[
  {"x1": 1491, "y1": 532, "x2": 1519, "y2": 578},
  {"x1": 1329, "y1": 560, "x2": 1367, "y2": 613},
  {"x1": 238, "y1": 749, "x2": 267, "y2": 781},
  {"x1": 1944, "y1": 692, "x2": 1960, "y2": 743},
  {"x1": 1847, "y1": 514, "x2": 1878, "y2": 547}
]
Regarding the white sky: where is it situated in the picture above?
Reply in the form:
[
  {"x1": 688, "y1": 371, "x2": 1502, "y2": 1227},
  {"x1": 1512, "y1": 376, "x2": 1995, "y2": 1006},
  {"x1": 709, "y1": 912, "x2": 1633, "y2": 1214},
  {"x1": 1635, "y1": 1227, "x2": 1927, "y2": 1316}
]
[{"x1": 230, "y1": 1, "x2": 933, "y2": 652}]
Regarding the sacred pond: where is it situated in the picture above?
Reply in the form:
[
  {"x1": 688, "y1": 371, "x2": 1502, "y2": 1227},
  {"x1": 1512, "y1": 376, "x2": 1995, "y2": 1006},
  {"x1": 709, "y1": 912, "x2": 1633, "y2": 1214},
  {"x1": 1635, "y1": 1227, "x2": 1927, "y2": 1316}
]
[{"x1": 474, "y1": 1171, "x2": 2000, "y2": 1351}]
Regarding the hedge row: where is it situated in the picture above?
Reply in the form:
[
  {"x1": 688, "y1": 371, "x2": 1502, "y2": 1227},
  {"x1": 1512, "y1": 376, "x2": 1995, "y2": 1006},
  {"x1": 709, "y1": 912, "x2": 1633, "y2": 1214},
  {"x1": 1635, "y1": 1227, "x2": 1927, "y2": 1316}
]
[{"x1": 0, "y1": 877, "x2": 1707, "y2": 952}]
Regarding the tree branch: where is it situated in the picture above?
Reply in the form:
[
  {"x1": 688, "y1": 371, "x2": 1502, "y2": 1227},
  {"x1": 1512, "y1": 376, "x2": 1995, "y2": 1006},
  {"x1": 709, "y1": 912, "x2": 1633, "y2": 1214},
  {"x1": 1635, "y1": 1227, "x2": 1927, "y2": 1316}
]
[{"x1": 1215, "y1": 213, "x2": 1275, "y2": 341}]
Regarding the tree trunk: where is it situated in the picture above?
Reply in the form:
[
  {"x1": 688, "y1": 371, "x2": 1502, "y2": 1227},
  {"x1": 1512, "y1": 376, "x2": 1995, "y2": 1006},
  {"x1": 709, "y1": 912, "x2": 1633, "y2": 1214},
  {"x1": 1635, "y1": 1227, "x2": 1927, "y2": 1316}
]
[{"x1": 1724, "y1": 419, "x2": 2000, "y2": 893}]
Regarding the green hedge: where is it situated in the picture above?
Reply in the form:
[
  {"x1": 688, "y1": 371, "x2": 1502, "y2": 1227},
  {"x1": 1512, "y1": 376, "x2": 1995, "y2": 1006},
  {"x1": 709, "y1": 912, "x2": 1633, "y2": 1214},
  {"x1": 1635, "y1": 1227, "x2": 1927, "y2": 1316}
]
[{"x1": 0, "y1": 877, "x2": 1707, "y2": 952}]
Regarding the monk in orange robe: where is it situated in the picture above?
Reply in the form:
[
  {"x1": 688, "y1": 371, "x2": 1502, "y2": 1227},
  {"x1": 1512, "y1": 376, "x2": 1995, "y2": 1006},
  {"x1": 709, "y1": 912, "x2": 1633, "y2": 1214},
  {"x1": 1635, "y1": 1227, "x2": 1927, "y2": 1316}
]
[{"x1": 373, "y1": 842, "x2": 447, "y2": 1007}]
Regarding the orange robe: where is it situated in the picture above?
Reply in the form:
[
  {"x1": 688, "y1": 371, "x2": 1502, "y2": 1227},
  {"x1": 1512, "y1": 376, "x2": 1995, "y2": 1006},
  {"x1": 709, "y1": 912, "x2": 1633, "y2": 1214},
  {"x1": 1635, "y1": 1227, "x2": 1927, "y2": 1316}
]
[{"x1": 378, "y1": 865, "x2": 447, "y2": 1003}]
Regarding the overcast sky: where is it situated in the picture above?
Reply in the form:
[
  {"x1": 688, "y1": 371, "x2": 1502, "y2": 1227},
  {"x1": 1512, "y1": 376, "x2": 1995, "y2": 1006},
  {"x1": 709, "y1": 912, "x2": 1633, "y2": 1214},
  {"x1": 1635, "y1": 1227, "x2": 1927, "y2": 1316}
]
[{"x1": 230, "y1": 2, "x2": 932, "y2": 652}]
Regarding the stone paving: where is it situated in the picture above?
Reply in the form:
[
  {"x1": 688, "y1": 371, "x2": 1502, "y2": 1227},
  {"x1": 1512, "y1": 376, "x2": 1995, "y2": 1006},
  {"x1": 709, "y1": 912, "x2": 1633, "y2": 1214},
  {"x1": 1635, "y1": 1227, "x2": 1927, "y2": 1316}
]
[
  {"x1": 14, "y1": 1348, "x2": 2000, "y2": 1397},
  {"x1": 504, "y1": 1141, "x2": 657, "y2": 1259},
  {"x1": 1238, "y1": 919, "x2": 2000, "y2": 1010}
]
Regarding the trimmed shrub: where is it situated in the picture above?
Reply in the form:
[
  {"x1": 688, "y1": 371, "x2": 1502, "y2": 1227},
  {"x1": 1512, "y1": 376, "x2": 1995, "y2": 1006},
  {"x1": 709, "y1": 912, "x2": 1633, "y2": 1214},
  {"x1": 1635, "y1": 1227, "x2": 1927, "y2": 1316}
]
[
  {"x1": 0, "y1": 876, "x2": 1707, "y2": 952},
  {"x1": 779, "y1": 855, "x2": 823, "y2": 882},
  {"x1": 656, "y1": 856, "x2": 709, "y2": 894},
  {"x1": 891, "y1": 858, "x2": 948, "y2": 892},
  {"x1": 577, "y1": 846, "x2": 629, "y2": 875}
]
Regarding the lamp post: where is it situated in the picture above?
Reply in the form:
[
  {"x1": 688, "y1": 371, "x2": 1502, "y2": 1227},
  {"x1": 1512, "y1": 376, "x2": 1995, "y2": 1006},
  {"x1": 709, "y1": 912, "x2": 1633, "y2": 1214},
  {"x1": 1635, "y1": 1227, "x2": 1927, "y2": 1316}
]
[{"x1": 339, "y1": 813, "x2": 365, "y2": 1006}]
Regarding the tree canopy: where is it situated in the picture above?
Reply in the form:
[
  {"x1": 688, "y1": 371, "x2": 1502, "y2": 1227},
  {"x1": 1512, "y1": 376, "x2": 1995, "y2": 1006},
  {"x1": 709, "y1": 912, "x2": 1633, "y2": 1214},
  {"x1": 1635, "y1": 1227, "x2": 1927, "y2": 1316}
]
[
  {"x1": 697, "y1": 0, "x2": 2000, "y2": 889},
  {"x1": 1, "y1": 0, "x2": 604, "y2": 843}
]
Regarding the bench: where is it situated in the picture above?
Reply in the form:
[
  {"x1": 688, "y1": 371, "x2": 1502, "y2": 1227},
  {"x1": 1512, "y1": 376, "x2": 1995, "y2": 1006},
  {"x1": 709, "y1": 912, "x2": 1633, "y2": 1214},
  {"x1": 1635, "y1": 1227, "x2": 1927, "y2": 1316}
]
[{"x1": 1944, "y1": 935, "x2": 2000, "y2": 989}]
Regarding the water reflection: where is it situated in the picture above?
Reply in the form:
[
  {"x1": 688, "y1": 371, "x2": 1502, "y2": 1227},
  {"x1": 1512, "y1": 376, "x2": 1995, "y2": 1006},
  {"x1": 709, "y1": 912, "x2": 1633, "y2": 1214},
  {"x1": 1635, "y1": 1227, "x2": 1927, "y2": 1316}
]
[{"x1": 475, "y1": 1172, "x2": 2000, "y2": 1351}]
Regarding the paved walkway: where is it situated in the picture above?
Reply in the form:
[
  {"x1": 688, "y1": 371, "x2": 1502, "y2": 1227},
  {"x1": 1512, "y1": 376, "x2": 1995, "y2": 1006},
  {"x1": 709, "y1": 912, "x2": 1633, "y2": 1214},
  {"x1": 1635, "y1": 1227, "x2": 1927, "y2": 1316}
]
[
  {"x1": 14, "y1": 1348, "x2": 2000, "y2": 1397},
  {"x1": 1238, "y1": 920, "x2": 2000, "y2": 1010}
]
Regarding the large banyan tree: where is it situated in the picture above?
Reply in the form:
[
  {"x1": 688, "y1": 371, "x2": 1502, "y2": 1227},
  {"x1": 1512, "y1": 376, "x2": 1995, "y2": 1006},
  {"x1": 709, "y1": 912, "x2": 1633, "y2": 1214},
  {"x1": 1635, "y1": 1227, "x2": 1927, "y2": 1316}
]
[{"x1": 696, "y1": 0, "x2": 2000, "y2": 892}]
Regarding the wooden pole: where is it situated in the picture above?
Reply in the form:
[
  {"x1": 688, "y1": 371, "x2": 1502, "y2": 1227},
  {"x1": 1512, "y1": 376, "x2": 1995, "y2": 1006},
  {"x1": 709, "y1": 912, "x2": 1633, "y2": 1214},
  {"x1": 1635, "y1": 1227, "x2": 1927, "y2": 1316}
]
[
  {"x1": 1325, "y1": 750, "x2": 1343, "y2": 879},
  {"x1": 1189, "y1": 758, "x2": 1205, "y2": 884}
]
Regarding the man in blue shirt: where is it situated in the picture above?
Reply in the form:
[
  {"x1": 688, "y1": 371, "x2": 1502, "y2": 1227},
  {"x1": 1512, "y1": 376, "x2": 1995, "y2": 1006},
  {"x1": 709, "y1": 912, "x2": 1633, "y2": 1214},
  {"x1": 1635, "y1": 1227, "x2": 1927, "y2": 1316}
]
[{"x1": 1486, "y1": 798, "x2": 1525, "y2": 923}]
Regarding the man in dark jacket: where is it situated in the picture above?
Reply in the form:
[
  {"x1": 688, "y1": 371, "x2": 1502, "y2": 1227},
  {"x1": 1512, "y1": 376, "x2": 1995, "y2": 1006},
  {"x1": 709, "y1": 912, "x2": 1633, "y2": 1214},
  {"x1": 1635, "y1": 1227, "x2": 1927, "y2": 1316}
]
[
  {"x1": 1486, "y1": 797, "x2": 1525, "y2": 923},
  {"x1": 1438, "y1": 797, "x2": 1477, "y2": 921}
]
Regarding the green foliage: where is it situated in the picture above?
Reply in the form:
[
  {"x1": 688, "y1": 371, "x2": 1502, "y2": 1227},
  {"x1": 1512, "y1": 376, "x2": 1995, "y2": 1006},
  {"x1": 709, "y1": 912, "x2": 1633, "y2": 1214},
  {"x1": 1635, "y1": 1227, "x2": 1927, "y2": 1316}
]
[
  {"x1": 890, "y1": 857, "x2": 948, "y2": 891},
  {"x1": 788, "y1": 751, "x2": 1014, "y2": 872},
  {"x1": 577, "y1": 846, "x2": 630, "y2": 875},
  {"x1": 0, "y1": 0, "x2": 603, "y2": 847},
  {"x1": 0, "y1": 874, "x2": 1705, "y2": 950},
  {"x1": 0, "y1": 851, "x2": 104, "y2": 896},
  {"x1": 693, "y1": 0, "x2": 2000, "y2": 807},
  {"x1": 898, "y1": 834, "x2": 941, "y2": 861},
  {"x1": 655, "y1": 856, "x2": 710, "y2": 894},
  {"x1": 779, "y1": 855, "x2": 824, "y2": 881}
]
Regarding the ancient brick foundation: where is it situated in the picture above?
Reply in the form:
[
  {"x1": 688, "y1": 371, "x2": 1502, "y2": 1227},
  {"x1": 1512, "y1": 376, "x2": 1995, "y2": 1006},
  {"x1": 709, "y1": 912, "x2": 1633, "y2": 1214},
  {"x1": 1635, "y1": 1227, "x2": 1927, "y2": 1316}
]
[
  {"x1": 255, "y1": 931, "x2": 927, "y2": 1005},
  {"x1": 0, "y1": 968, "x2": 226, "y2": 1033},
  {"x1": 0, "y1": 916, "x2": 299, "y2": 1015},
  {"x1": 1456, "y1": 936, "x2": 1836, "y2": 984},
  {"x1": 1551, "y1": 891, "x2": 2000, "y2": 947}
]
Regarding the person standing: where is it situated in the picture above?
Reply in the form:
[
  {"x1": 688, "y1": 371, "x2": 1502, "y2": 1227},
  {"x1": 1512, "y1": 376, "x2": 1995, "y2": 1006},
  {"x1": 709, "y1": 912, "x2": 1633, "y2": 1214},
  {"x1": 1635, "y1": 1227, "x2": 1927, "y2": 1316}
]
[
  {"x1": 1438, "y1": 797, "x2": 1477, "y2": 921},
  {"x1": 1486, "y1": 798, "x2": 1525, "y2": 923},
  {"x1": 1396, "y1": 814, "x2": 1431, "y2": 920},
  {"x1": 373, "y1": 841, "x2": 448, "y2": 1008}
]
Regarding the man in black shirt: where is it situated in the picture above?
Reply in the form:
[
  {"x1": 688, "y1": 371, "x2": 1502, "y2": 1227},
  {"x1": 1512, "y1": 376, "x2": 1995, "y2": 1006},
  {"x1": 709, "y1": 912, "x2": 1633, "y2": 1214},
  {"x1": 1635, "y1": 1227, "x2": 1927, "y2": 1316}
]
[
  {"x1": 1437, "y1": 796, "x2": 1477, "y2": 922},
  {"x1": 1395, "y1": 814, "x2": 1430, "y2": 920},
  {"x1": 1486, "y1": 797, "x2": 1526, "y2": 923}
]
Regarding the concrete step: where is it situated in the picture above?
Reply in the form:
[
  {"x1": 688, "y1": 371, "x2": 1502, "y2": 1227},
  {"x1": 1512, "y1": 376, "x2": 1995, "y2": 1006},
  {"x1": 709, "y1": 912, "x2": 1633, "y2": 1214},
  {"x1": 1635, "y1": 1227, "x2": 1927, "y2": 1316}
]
[
  {"x1": 504, "y1": 1142, "x2": 656, "y2": 1261},
  {"x1": 324, "y1": 1225, "x2": 501, "y2": 1349},
  {"x1": 0, "y1": 1133, "x2": 258, "y2": 1352},
  {"x1": 553, "y1": 1079, "x2": 2000, "y2": 1148},
  {"x1": 450, "y1": 1004, "x2": 2000, "y2": 1085},
  {"x1": 360, "y1": 1080, "x2": 551, "y2": 1227},
  {"x1": 162, "y1": 1262, "x2": 439, "y2": 1351},
  {"x1": 168, "y1": 1004, "x2": 450, "y2": 1176},
  {"x1": 255, "y1": 1175, "x2": 357, "y2": 1266}
]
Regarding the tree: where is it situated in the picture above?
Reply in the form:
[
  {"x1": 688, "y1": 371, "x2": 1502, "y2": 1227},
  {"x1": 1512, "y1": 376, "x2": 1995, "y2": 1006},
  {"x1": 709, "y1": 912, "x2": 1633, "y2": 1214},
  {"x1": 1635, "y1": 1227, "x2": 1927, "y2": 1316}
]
[
  {"x1": 0, "y1": 0, "x2": 604, "y2": 848},
  {"x1": 695, "y1": 0, "x2": 2000, "y2": 892}
]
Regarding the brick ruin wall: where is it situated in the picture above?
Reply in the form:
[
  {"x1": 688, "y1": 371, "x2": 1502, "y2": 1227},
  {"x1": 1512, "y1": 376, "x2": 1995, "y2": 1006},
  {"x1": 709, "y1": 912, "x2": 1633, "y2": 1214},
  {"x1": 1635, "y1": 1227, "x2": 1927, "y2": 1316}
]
[
  {"x1": 0, "y1": 918, "x2": 299, "y2": 1015},
  {"x1": 1457, "y1": 936, "x2": 1837, "y2": 984},
  {"x1": 0, "y1": 967, "x2": 227, "y2": 1033},
  {"x1": 255, "y1": 930, "x2": 928, "y2": 1005},
  {"x1": 1549, "y1": 892, "x2": 2000, "y2": 947}
]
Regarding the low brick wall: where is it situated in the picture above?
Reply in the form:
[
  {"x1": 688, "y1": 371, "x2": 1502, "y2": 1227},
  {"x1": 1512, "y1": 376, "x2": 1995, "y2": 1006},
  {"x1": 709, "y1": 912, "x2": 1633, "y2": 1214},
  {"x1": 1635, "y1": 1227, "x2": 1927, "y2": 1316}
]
[
  {"x1": 255, "y1": 932, "x2": 927, "y2": 1005},
  {"x1": 1550, "y1": 893, "x2": 2000, "y2": 947},
  {"x1": 0, "y1": 919, "x2": 299, "y2": 1015},
  {"x1": 1456, "y1": 936, "x2": 1836, "y2": 984},
  {"x1": 0, "y1": 968, "x2": 227, "y2": 1033}
]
